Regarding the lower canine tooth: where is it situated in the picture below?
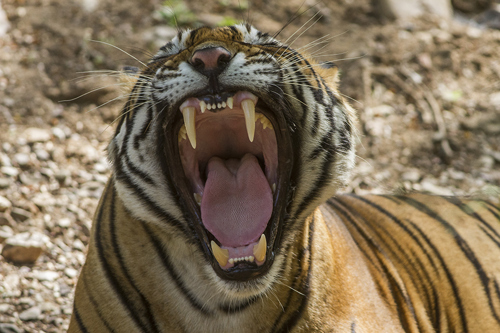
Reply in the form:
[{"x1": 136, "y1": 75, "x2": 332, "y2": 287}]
[
  {"x1": 253, "y1": 234, "x2": 267, "y2": 262},
  {"x1": 211, "y1": 241, "x2": 229, "y2": 267},
  {"x1": 241, "y1": 99, "x2": 256, "y2": 142},
  {"x1": 193, "y1": 193, "x2": 202, "y2": 205}
]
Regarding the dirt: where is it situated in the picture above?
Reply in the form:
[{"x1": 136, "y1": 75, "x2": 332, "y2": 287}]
[{"x1": 0, "y1": 0, "x2": 499, "y2": 331}]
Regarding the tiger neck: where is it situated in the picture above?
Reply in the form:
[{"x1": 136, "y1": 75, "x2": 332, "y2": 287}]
[{"x1": 104, "y1": 184, "x2": 403, "y2": 331}]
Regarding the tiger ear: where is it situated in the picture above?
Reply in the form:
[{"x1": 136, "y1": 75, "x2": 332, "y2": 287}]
[
  {"x1": 319, "y1": 61, "x2": 339, "y2": 88},
  {"x1": 119, "y1": 66, "x2": 140, "y2": 95}
]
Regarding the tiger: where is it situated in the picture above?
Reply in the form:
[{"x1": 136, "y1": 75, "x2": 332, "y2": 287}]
[{"x1": 68, "y1": 24, "x2": 500, "y2": 332}]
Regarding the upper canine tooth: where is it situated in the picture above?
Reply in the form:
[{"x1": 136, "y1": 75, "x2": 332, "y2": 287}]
[
  {"x1": 200, "y1": 101, "x2": 207, "y2": 113},
  {"x1": 241, "y1": 99, "x2": 256, "y2": 142},
  {"x1": 181, "y1": 106, "x2": 196, "y2": 149},
  {"x1": 211, "y1": 241, "x2": 229, "y2": 267},
  {"x1": 253, "y1": 234, "x2": 266, "y2": 262},
  {"x1": 227, "y1": 97, "x2": 233, "y2": 109}
]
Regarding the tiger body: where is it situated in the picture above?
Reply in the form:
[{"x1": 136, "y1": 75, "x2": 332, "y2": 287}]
[{"x1": 68, "y1": 24, "x2": 500, "y2": 332}]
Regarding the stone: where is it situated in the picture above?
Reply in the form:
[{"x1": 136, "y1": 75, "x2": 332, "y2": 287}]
[
  {"x1": 1, "y1": 166, "x2": 19, "y2": 177},
  {"x1": 51, "y1": 127, "x2": 66, "y2": 140},
  {"x1": 58, "y1": 282, "x2": 72, "y2": 297},
  {"x1": 402, "y1": 170, "x2": 422, "y2": 182},
  {"x1": 0, "y1": 323, "x2": 21, "y2": 333},
  {"x1": 64, "y1": 267, "x2": 78, "y2": 278},
  {"x1": 10, "y1": 207, "x2": 31, "y2": 222},
  {"x1": 0, "y1": 225, "x2": 13, "y2": 242},
  {"x1": 0, "y1": 0, "x2": 10, "y2": 38},
  {"x1": 0, "y1": 195, "x2": 11, "y2": 212},
  {"x1": 18, "y1": 297, "x2": 35, "y2": 306},
  {"x1": 19, "y1": 306, "x2": 42, "y2": 321},
  {"x1": 1, "y1": 232, "x2": 48, "y2": 264},
  {"x1": 40, "y1": 301, "x2": 59, "y2": 314},
  {"x1": 23, "y1": 128, "x2": 51, "y2": 143},
  {"x1": 55, "y1": 170, "x2": 71, "y2": 183},
  {"x1": 490, "y1": 92, "x2": 500, "y2": 111},
  {"x1": 376, "y1": 0, "x2": 452, "y2": 20},
  {"x1": 79, "y1": 0, "x2": 99, "y2": 12},
  {"x1": 0, "y1": 152, "x2": 11, "y2": 166},
  {"x1": 73, "y1": 239, "x2": 86, "y2": 251},
  {"x1": 34, "y1": 149, "x2": 50, "y2": 161},
  {"x1": 31, "y1": 192, "x2": 57, "y2": 209},
  {"x1": 57, "y1": 218, "x2": 72, "y2": 228},
  {"x1": 0, "y1": 212, "x2": 15, "y2": 226},
  {"x1": 33, "y1": 270, "x2": 59, "y2": 282},
  {"x1": 0, "y1": 177, "x2": 11, "y2": 188},
  {"x1": 0, "y1": 303, "x2": 12, "y2": 313},
  {"x1": 13, "y1": 153, "x2": 30, "y2": 166},
  {"x1": 421, "y1": 180, "x2": 454, "y2": 196}
]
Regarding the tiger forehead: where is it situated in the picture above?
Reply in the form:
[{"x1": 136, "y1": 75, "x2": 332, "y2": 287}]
[
  {"x1": 160, "y1": 27, "x2": 267, "y2": 68},
  {"x1": 187, "y1": 26, "x2": 245, "y2": 47}
]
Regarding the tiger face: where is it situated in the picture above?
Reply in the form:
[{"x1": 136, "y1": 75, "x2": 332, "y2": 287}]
[{"x1": 108, "y1": 24, "x2": 356, "y2": 293}]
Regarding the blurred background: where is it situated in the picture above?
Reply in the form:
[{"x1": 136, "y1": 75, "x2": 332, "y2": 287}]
[{"x1": 0, "y1": 0, "x2": 499, "y2": 331}]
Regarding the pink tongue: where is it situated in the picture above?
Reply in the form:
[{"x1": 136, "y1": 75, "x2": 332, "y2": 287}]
[{"x1": 201, "y1": 154, "x2": 272, "y2": 247}]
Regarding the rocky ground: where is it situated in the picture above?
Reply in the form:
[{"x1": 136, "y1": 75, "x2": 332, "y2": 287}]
[{"x1": 0, "y1": 0, "x2": 499, "y2": 332}]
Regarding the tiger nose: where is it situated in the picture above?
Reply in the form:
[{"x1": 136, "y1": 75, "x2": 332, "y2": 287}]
[{"x1": 190, "y1": 47, "x2": 231, "y2": 72}]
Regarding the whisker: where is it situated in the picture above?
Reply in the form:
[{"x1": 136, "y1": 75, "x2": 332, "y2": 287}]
[{"x1": 89, "y1": 39, "x2": 147, "y2": 67}]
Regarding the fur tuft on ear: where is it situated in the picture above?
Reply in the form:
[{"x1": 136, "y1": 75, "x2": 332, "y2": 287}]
[
  {"x1": 317, "y1": 61, "x2": 339, "y2": 89},
  {"x1": 119, "y1": 66, "x2": 140, "y2": 96}
]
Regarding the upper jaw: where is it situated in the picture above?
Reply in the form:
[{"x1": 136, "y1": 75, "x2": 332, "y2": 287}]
[{"x1": 164, "y1": 88, "x2": 294, "y2": 282}]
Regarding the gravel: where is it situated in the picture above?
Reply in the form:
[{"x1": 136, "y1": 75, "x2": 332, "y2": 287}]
[{"x1": 0, "y1": 1, "x2": 499, "y2": 332}]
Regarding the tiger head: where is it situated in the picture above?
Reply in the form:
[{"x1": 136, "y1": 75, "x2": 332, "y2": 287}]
[{"x1": 108, "y1": 24, "x2": 356, "y2": 294}]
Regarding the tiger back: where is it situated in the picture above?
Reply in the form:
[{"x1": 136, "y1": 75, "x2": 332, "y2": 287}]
[{"x1": 68, "y1": 25, "x2": 500, "y2": 332}]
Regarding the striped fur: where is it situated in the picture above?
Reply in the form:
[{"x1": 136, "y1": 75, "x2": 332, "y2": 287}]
[{"x1": 68, "y1": 25, "x2": 500, "y2": 332}]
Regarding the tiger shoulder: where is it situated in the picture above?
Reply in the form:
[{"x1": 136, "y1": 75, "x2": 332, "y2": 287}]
[{"x1": 68, "y1": 24, "x2": 500, "y2": 333}]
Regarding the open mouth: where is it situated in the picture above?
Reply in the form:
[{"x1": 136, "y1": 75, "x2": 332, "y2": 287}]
[{"x1": 167, "y1": 90, "x2": 292, "y2": 281}]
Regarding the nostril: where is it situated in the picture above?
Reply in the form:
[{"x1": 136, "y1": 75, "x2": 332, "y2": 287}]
[
  {"x1": 192, "y1": 57, "x2": 205, "y2": 71},
  {"x1": 190, "y1": 47, "x2": 231, "y2": 72}
]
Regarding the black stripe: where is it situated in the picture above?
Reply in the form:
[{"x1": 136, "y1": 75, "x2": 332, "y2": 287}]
[
  {"x1": 294, "y1": 130, "x2": 337, "y2": 219},
  {"x1": 328, "y1": 199, "x2": 418, "y2": 331},
  {"x1": 133, "y1": 104, "x2": 154, "y2": 150},
  {"x1": 351, "y1": 321, "x2": 356, "y2": 333},
  {"x1": 94, "y1": 189, "x2": 144, "y2": 331},
  {"x1": 109, "y1": 189, "x2": 162, "y2": 333},
  {"x1": 308, "y1": 128, "x2": 335, "y2": 160},
  {"x1": 72, "y1": 306, "x2": 89, "y2": 333},
  {"x1": 351, "y1": 195, "x2": 469, "y2": 330},
  {"x1": 479, "y1": 224, "x2": 500, "y2": 248},
  {"x1": 311, "y1": 109, "x2": 320, "y2": 136},
  {"x1": 141, "y1": 222, "x2": 213, "y2": 316},
  {"x1": 81, "y1": 270, "x2": 116, "y2": 333},
  {"x1": 338, "y1": 197, "x2": 437, "y2": 325},
  {"x1": 274, "y1": 215, "x2": 314, "y2": 333},
  {"x1": 401, "y1": 195, "x2": 500, "y2": 325},
  {"x1": 113, "y1": 161, "x2": 189, "y2": 235},
  {"x1": 445, "y1": 197, "x2": 500, "y2": 243},
  {"x1": 123, "y1": 152, "x2": 155, "y2": 185}
]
